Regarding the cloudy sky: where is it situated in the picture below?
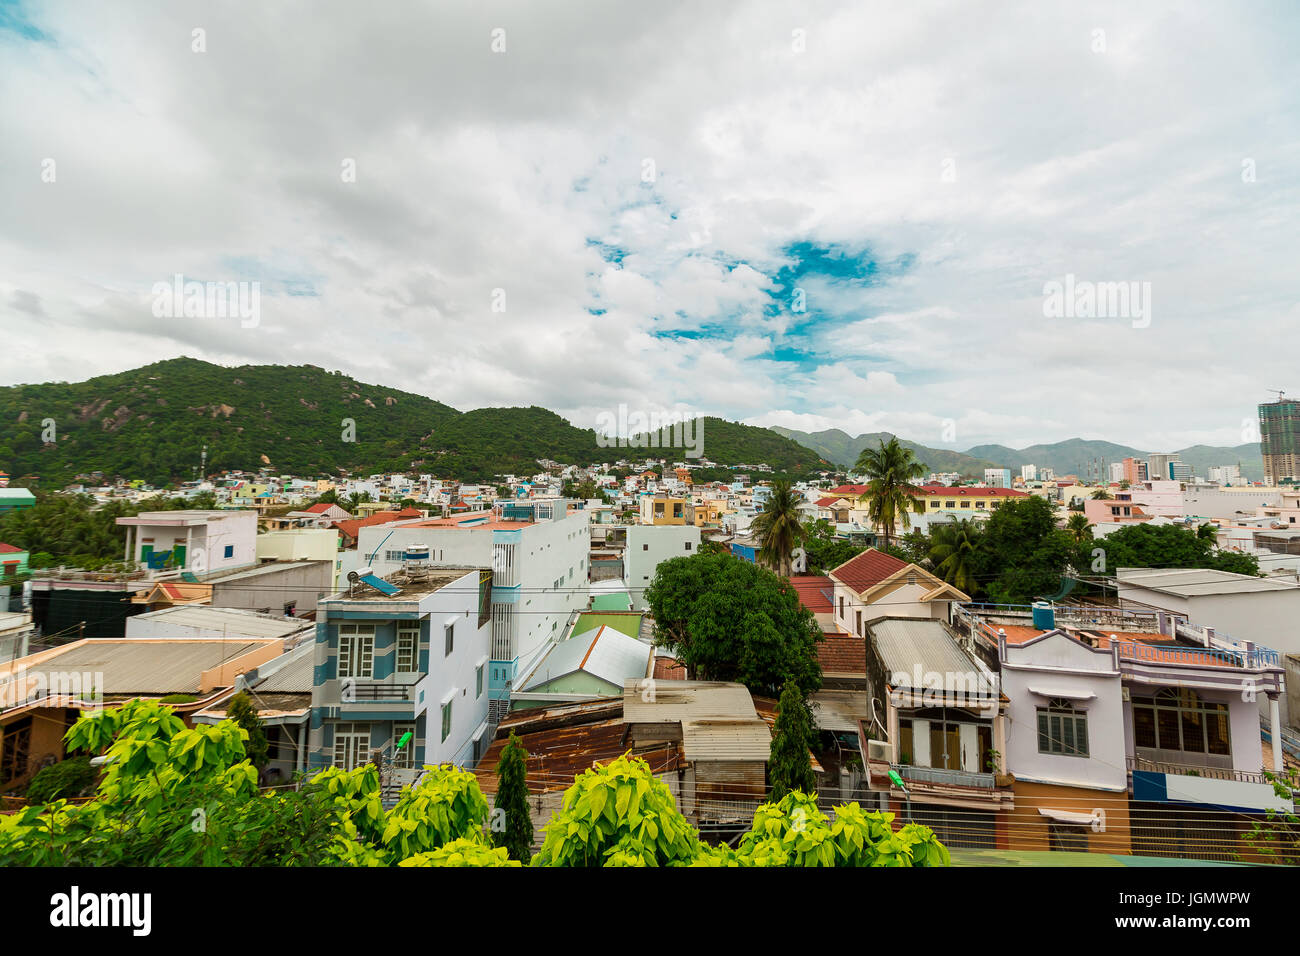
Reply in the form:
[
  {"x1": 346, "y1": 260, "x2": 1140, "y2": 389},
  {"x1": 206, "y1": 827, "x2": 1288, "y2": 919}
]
[{"x1": 2, "y1": 0, "x2": 1297, "y2": 453}]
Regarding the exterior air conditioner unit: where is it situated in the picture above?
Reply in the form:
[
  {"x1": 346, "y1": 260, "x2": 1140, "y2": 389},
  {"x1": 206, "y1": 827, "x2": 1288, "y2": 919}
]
[{"x1": 867, "y1": 740, "x2": 892, "y2": 763}]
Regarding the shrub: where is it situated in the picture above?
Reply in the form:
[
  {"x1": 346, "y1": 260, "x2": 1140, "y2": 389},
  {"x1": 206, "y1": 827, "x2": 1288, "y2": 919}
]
[{"x1": 25, "y1": 756, "x2": 97, "y2": 805}]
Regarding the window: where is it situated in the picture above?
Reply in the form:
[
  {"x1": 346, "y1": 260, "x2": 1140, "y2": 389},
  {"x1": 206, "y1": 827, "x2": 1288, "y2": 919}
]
[
  {"x1": 838, "y1": 596, "x2": 845, "y2": 619},
  {"x1": 1037, "y1": 699, "x2": 1089, "y2": 756},
  {"x1": 385, "y1": 549, "x2": 405, "y2": 562},
  {"x1": 392, "y1": 722, "x2": 417, "y2": 769},
  {"x1": 333, "y1": 722, "x2": 370, "y2": 770},
  {"x1": 223, "y1": 545, "x2": 234, "y2": 558},
  {"x1": 476, "y1": 664, "x2": 484, "y2": 698},
  {"x1": 444, "y1": 622, "x2": 454, "y2": 657},
  {"x1": 441, "y1": 701, "x2": 453, "y2": 742},
  {"x1": 960, "y1": 501, "x2": 971, "y2": 508},
  {"x1": 396, "y1": 625, "x2": 419, "y2": 673},
  {"x1": 337, "y1": 624, "x2": 375, "y2": 679},
  {"x1": 945, "y1": 500, "x2": 955, "y2": 509},
  {"x1": 684, "y1": 541, "x2": 692, "y2": 551},
  {"x1": 1049, "y1": 824, "x2": 1089, "y2": 852},
  {"x1": 1132, "y1": 688, "x2": 1230, "y2": 757},
  {"x1": 643, "y1": 544, "x2": 649, "y2": 551}
]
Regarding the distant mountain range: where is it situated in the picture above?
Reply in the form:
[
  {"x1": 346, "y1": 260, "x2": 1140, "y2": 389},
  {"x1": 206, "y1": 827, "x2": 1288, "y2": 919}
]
[
  {"x1": 0, "y1": 356, "x2": 1261, "y2": 487},
  {"x1": 0, "y1": 357, "x2": 830, "y2": 486},
  {"x1": 771, "y1": 427, "x2": 1264, "y2": 482}
]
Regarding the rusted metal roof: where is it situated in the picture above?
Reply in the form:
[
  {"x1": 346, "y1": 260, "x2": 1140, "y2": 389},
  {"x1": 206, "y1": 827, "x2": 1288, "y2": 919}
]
[{"x1": 622, "y1": 679, "x2": 758, "y2": 724}]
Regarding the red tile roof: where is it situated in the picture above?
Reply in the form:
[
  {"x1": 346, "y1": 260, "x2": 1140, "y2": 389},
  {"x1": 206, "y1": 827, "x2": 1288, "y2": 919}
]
[
  {"x1": 815, "y1": 496, "x2": 847, "y2": 508},
  {"x1": 830, "y1": 484, "x2": 869, "y2": 496},
  {"x1": 817, "y1": 632, "x2": 867, "y2": 676},
  {"x1": 789, "y1": 575, "x2": 833, "y2": 613},
  {"x1": 303, "y1": 503, "x2": 335, "y2": 514},
  {"x1": 653, "y1": 656, "x2": 688, "y2": 680},
  {"x1": 915, "y1": 485, "x2": 1028, "y2": 498},
  {"x1": 0, "y1": 542, "x2": 24, "y2": 554},
  {"x1": 829, "y1": 548, "x2": 909, "y2": 594},
  {"x1": 333, "y1": 508, "x2": 424, "y2": 541}
]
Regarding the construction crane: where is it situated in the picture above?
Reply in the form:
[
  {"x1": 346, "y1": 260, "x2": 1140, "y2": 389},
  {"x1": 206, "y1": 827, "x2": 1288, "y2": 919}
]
[{"x1": 1267, "y1": 388, "x2": 1287, "y2": 400}]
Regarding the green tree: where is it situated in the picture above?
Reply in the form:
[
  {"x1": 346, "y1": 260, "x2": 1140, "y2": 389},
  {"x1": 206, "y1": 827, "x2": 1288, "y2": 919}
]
[
  {"x1": 928, "y1": 519, "x2": 982, "y2": 596},
  {"x1": 225, "y1": 691, "x2": 269, "y2": 770},
  {"x1": 752, "y1": 480, "x2": 806, "y2": 577},
  {"x1": 532, "y1": 753, "x2": 703, "y2": 867},
  {"x1": 1090, "y1": 488, "x2": 1113, "y2": 500},
  {"x1": 852, "y1": 438, "x2": 925, "y2": 550},
  {"x1": 492, "y1": 732, "x2": 535, "y2": 862},
  {"x1": 1092, "y1": 523, "x2": 1259, "y2": 577},
  {"x1": 644, "y1": 552, "x2": 823, "y2": 697},
  {"x1": 1065, "y1": 512, "x2": 1093, "y2": 544},
  {"x1": 970, "y1": 496, "x2": 1072, "y2": 604},
  {"x1": 768, "y1": 681, "x2": 816, "y2": 800}
]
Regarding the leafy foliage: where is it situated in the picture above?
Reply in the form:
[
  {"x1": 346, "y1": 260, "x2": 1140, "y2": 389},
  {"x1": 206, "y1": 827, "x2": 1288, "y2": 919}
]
[
  {"x1": 532, "y1": 753, "x2": 702, "y2": 867},
  {"x1": 492, "y1": 732, "x2": 535, "y2": 862},
  {"x1": 644, "y1": 552, "x2": 823, "y2": 696},
  {"x1": 225, "y1": 691, "x2": 269, "y2": 769},
  {"x1": 24, "y1": 756, "x2": 97, "y2": 805},
  {"x1": 729, "y1": 792, "x2": 950, "y2": 867},
  {"x1": 752, "y1": 480, "x2": 806, "y2": 576},
  {"x1": 1085, "y1": 523, "x2": 1260, "y2": 577},
  {"x1": 399, "y1": 838, "x2": 521, "y2": 868},
  {"x1": 852, "y1": 437, "x2": 926, "y2": 549},
  {"x1": 768, "y1": 682, "x2": 816, "y2": 800}
]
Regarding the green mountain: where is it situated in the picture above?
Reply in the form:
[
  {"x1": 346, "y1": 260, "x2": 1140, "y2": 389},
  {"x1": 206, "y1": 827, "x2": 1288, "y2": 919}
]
[
  {"x1": 769, "y1": 427, "x2": 998, "y2": 477},
  {"x1": 0, "y1": 358, "x2": 829, "y2": 486}
]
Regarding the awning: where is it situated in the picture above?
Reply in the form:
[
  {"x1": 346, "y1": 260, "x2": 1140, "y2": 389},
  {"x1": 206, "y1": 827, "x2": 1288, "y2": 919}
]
[
  {"x1": 1037, "y1": 807, "x2": 1095, "y2": 825},
  {"x1": 1026, "y1": 686, "x2": 1096, "y2": 701}
]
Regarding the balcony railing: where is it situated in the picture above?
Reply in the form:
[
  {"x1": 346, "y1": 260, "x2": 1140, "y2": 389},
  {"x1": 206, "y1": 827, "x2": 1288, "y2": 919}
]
[
  {"x1": 349, "y1": 682, "x2": 417, "y2": 701},
  {"x1": 896, "y1": 764, "x2": 997, "y2": 790},
  {"x1": 1127, "y1": 756, "x2": 1268, "y2": 785}
]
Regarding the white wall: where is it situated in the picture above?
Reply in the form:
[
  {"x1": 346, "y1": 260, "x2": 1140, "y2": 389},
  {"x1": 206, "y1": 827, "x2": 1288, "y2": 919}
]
[
  {"x1": 626, "y1": 525, "x2": 701, "y2": 611},
  {"x1": 1001, "y1": 633, "x2": 1127, "y2": 791}
]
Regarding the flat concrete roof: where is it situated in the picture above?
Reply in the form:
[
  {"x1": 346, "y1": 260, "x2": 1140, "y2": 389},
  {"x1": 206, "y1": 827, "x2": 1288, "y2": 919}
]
[{"x1": 1117, "y1": 567, "x2": 1300, "y2": 596}]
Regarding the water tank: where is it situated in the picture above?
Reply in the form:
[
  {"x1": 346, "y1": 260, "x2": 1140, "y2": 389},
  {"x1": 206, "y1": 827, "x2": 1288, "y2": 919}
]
[
  {"x1": 404, "y1": 544, "x2": 430, "y2": 562},
  {"x1": 1032, "y1": 600, "x2": 1055, "y2": 630}
]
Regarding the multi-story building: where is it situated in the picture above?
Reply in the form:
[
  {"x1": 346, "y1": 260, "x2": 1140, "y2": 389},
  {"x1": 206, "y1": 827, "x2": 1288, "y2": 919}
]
[
  {"x1": 914, "y1": 485, "x2": 1029, "y2": 515},
  {"x1": 1021, "y1": 464, "x2": 1038, "y2": 482},
  {"x1": 354, "y1": 501, "x2": 589, "y2": 723},
  {"x1": 947, "y1": 602, "x2": 1288, "y2": 859},
  {"x1": 307, "y1": 564, "x2": 495, "y2": 782},
  {"x1": 984, "y1": 468, "x2": 1012, "y2": 489},
  {"x1": 1146, "y1": 453, "x2": 1182, "y2": 482},
  {"x1": 625, "y1": 525, "x2": 701, "y2": 611},
  {"x1": 639, "y1": 494, "x2": 688, "y2": 525},
  {"x1": 1260, "y1": 398, "x2": 1300, "y2": 484}
]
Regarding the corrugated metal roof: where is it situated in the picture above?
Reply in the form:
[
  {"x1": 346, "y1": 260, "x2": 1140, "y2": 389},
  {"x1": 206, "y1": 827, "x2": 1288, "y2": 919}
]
[
  {"x1": 520, "y1": 625, "x2": 651, "y2": 691},
  {"x1": 130, "y1": 605, "x2": 312, "y2": 639},
  {"x1": 870, "y1": 618, "x2": 996, "y2": 697},
  {"x1": 681, "y1": 718, "x2": 771, "y2": 761},
  {"x1": 255, "y1": 643, "x2": 314, "y2": 693},
  {"x1": 622, "y1": 679, "x2": 758, "y2": 723},
  {"x1": 9, "y1": 639, "x2": 271, "y2": 695}
]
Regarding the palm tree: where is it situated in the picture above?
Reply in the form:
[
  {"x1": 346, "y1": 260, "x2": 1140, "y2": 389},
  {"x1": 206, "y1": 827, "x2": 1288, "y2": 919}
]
[
  {"x1": 1065, "y1": 512, "x2": 1093, "y2": 543},
  {"x1": 928, "y1": 519, "x2": 981, "y2": 596},
  {"x1": 1090, "y1": 488, "x2": 1113, "y2": 500},
  {"x1": 853, "y1": 437, "x2": 926, "y2": 550},
  {"x1": 752, "y1": 480, "x2": 806, "y2": 577}
]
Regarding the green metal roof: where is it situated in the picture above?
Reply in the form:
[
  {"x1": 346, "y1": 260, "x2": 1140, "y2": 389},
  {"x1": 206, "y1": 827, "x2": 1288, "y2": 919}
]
[{"x1": 590, "y1": 592, "x2": 632, "y2": 611}]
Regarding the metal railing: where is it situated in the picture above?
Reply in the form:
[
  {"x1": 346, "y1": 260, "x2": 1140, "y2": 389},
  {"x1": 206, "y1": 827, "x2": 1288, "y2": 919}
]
[
  {"x1": 1127, "y1": 756, "x2": 1268, "y2": 785},
  {"x1": 349, "y1": 682, "x2": 417, "y2": 701},
  {"x1": 896, "y1": 764, "x2": 997, "y2": 790},
  {"x1": 1115, "y1": 640, "x2": 1244, "y2": 667}
]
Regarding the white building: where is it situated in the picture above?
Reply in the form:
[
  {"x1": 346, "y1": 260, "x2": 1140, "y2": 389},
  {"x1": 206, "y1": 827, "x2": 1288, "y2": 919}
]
[
  {"x1": 355, "y1": 502, "x2": 589, "y2": 721},
  {"x1": 1021, "y1": 464, "x2": 1038, "y2": 482},
  {"x1": 116, "y1": 510, "x2": 258, "y2": 575},
  {"x1": 1116, "y1": 567, "x2": 1300, "y2": 655},
  {"x1": 625, "y1": 525, "x2": 702, "y2": 611},
  {"x1": 984, "y1": 468, "x2": 1012, "y2": 489}
]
